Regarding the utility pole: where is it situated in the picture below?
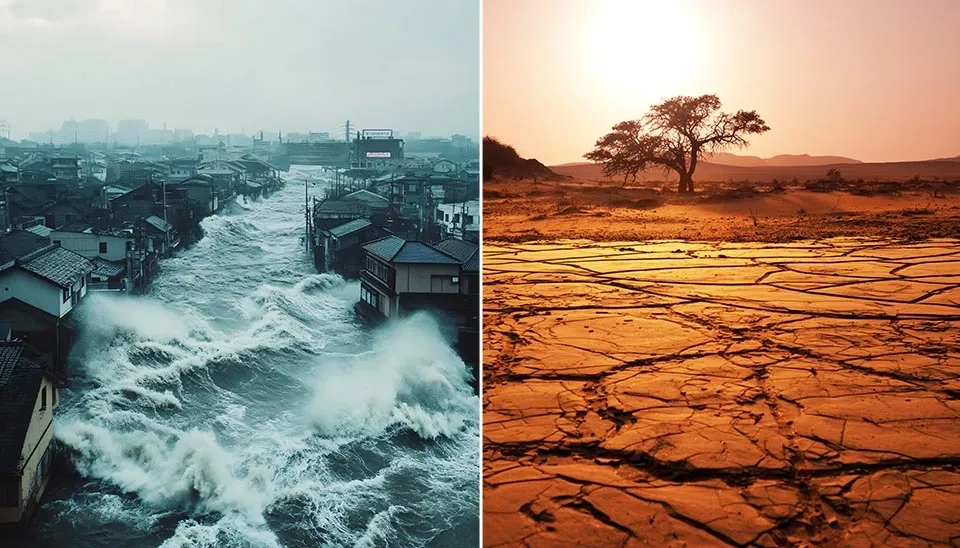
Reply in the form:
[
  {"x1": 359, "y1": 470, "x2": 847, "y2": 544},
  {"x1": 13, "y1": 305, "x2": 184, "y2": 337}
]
[
  {"x1": 304, "y1": 177, "x2": 309, "y2": 251},
  {"x1": 345, "y1": 120, "x2": 350, "y2": 144},
  {"x1": 163, "y1": 176, "x2": 169, "y2": 253}
]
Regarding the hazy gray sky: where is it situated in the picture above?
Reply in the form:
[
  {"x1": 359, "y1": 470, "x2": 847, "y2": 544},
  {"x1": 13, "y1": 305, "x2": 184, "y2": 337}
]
[{"x1": 0, "y1": 0, "x2": 479, "y2": 139}]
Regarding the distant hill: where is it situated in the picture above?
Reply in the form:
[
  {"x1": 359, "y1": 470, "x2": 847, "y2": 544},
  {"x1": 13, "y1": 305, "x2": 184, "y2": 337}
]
[
  {"x1": 553, "y1": 159, "x2": 960, "y2": 183},
  {"x1": 705, "y1": 152, "x2": 863, "y2": 167},
  {"x1": 557, "y1": 152, "x2": 863, "y2": 169},
  {"x1": 483, "y1": 137, "x2": 563, "y2": 181}
]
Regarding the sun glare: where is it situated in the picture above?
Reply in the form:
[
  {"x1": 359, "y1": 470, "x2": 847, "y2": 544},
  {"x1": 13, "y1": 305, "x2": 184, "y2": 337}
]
[{"x1": 584, "y1": 0, "x2": 703, "y2": 100}]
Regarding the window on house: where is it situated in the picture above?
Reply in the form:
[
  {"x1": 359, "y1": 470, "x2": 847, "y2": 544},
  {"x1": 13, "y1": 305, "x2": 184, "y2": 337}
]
[
  {"x1": 53, "y1": 387, "x2": 57, "y2": 406},
  {"x1": 62, "y1": 288, "x2": 69, "y2": 303},
  {"x1": 53, "y1": 240, "x2": 61, "y2": 246},
  {"x1": 452, "y1": 276, "x2": 459, "y2": 284},
  {"x1": 360, "y1": 285, "x2": 379, "y2": 308},
  {"x1": 99, "y1": 242, "x2": 107, "y2": 254},
  {"x1": 40, "y1": 386, "x2": 47, "y2": 411}
]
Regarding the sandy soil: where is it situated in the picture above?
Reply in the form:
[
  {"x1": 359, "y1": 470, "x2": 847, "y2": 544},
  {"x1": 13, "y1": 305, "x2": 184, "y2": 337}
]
[
  {"x1": 483, "y1": 239, "x2": 960, "y2": 547},
  {"x1": 484, "y1": 179, "x2": 960, "y2": 243}
]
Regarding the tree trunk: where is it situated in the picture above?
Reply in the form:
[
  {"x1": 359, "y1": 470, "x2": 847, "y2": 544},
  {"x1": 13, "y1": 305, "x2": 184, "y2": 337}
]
[{"x1": 679, "y1": 174, "x2": 694, "y2": 193}]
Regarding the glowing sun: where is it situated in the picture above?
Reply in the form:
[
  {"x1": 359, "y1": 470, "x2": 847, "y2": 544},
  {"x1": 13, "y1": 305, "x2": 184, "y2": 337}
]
[{"x1": 584, "y1": 0, "x2": 704, "y2": 97}]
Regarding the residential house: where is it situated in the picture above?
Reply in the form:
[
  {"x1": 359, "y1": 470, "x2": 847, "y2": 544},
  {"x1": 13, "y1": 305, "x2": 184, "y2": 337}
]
[
  {"x1": 436, "y1": 200, "x2": 480, "y2": 243},
  {"x1": 312, "y1": 188, "x2": 394, "y2": 231},
  {"x1": 49, "y1": 156, "x2": 81, "y2": 184},
  {"x1": 50, "y1": 222, "x2": 155, "y2": 291},
  {"x1": 0, "y1": 163, "x2": 20, "y2": 185},
  {"x1": 433, "y1": 237, "x2": 481, "y2": 368},
  {"x1": 426, "y1": 175, "x2": 469, "y2": 204},
  {"x1": 435, "y1": 238, "x2": 480, "y2": 299},
  {"x1": 356, "y1": 235, "x2": 465, "y2": 324},
  {"x1": 314, "y1": 218, "x2": 380, "y2": 278},
  {"x1": 0, "y1": 342, "x2": 59, "y2": 525},
  {"x1": 341, "y1": 189, "x2": 390, "y2": 212},
  {"x1": 432, "y1": 158, "x2": 458, "y2": 173},
  {"x1": 166, "y1": 158, "x2": 198, "y2": 181},
  {"x1": 0, "y1": 244, "x2": 94, "y2": 371},
  {"x1": 140, "y1": 215, "x2": 179, "y2": 256},
  {"x1": 175, "y1": 176, "x2": 219, "y2": 217},
  {"x1": 41, "y1": 199, "x2": 87, "y2": 229},
  {"x1": 0, "y1": 230, "x2": 50, "y2": 259},
  {"x1": 195, "y1": 168, "x2": 239, "y2": 207},
  {"x1": 459, "y1": 168, "x2": 481, "y2": 198}
]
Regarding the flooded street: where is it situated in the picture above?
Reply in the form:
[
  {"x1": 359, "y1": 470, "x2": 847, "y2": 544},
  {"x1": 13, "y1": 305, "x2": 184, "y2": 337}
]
[
  {"x1": 16, "y1": 166, "x2": 479, "y2": 548},
  {"x1": 483, "y1": 239, "x2": 960, "y2": 547}
]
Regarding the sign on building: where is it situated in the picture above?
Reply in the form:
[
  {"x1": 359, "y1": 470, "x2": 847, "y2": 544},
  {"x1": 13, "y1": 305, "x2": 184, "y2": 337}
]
[
  {"x1": 361, "y1": 129, "x2": 393, "y2": 140},
  {"x1": 366, "y1": 152, "x2": 392, "y2": 158}
]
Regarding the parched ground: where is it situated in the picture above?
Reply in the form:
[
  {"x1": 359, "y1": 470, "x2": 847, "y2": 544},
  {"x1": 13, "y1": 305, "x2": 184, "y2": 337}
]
[
  {"x1": 483, "y1": 178, "x2": 960, "y2": 243},
  {"x1": 483, "y1": 239, "x2": 960, "y2": 547}
]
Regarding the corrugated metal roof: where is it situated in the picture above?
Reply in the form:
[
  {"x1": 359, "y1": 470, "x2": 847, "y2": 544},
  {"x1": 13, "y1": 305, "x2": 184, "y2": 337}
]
[
  {"x1": 20, "y1": 246, "x2": 94, "y2": 288},
  {"x1": 343, "y1": 189, "x2": 389, "y2": 205},
  {"x1": 144, "y1": 216, "x2": 174, "y2": 233},
  {"x1": 329, "y1": 218, "x2": 372, "y2": 238},
  {"x1": 25, "y1": 225, "x2": 53, "y2": 237}
]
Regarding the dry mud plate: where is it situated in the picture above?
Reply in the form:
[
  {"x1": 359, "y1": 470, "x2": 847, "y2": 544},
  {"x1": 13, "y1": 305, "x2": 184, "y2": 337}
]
[{"x1": 483, "y1": 238, "x2": 960, "y2": 547}]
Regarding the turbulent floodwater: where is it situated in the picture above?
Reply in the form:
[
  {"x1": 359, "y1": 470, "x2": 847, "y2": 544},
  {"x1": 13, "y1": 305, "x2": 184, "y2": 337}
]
[{"x1": 15, "y1": 166, "x2": 480, "y2": 548}]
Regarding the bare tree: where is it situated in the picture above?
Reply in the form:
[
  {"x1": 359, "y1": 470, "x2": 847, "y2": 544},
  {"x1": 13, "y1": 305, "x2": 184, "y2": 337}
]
[{"x1": 585, "y1": 95, "x2": 770, "y2": 193}]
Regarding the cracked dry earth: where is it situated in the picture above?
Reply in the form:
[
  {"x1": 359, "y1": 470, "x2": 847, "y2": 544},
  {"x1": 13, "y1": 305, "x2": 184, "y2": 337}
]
[{"x1": 483, "y1": 238, "x2": 960, "y2": 548}]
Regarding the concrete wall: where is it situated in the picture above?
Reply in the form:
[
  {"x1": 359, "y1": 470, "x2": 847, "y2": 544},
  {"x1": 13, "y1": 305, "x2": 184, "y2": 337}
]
[{"x1": 393, "y1": 263, "x2": 460, "y2": 294}]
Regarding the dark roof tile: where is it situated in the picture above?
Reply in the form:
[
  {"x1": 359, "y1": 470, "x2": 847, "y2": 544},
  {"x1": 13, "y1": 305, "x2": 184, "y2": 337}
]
[
  {"x1": 362, "y1": 235, "x2": 405, "y2": 261},
  {"x1": 328, "y1": 218, "x2": 372, "y2": 238},
  {"x1": 20, "y1": 246, "x2": 94, "y2": 288},
  {"x1": 435, "y1": 238, "x2": 479, "y2": 263}
]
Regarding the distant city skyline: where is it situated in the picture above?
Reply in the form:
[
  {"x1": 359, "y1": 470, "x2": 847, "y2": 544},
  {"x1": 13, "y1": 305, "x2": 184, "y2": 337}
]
[
  {"x1": 5, "y1": 118, "x2": 477, "y2": 143},
  {"x1": 0, "y1": 0, "x2": 479, "y2": 142}
]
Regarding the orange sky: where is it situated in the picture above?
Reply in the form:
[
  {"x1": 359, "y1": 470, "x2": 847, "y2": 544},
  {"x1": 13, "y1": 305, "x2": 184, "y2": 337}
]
[{"x1": 483, "y1": 0, "x2": 960, "y2": 166}]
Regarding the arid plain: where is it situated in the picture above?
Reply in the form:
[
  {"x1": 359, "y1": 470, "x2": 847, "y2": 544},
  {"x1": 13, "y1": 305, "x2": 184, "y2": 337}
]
[{"x1": 483, "y1": 160, "x2": 960, "y2": 547}]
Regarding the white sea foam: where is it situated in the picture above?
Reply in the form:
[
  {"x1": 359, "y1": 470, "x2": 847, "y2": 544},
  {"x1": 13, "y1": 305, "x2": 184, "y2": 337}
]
[{"x1": 47, "y1": 166, "x2": 478, "y2": 547}]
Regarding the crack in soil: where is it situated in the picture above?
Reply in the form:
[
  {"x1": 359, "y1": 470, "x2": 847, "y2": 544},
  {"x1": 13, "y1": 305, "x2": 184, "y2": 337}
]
[{"x1": 483, "y1": 238, "x2": 960, "y2": 548}]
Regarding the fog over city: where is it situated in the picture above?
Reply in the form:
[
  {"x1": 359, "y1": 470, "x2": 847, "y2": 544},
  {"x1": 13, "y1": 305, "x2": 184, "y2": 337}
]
[{"x1": 0, "y1": 0, "x2": 479, "y2": 140}]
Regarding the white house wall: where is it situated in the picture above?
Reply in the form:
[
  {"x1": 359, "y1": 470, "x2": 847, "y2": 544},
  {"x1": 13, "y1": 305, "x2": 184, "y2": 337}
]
[
  {"x1": 52, "y1": 232, "x2": 131, "y2": 262},
  {"x1": 0, "y1": 269, "x2": 69, "y2": 318}
]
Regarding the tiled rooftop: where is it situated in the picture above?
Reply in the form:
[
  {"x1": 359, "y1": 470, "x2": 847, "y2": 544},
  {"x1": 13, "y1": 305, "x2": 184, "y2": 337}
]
[
  {"x1": 363, "y1": 236, "x2": 461, "y2": 265},
  {"x1": 20, "y1": 246, "x2": 94, "y2": 288},
  {"x1": 435, "y1": 238, "x2": 479, "y2": 263},
  {"x1": 329, "y1": 218, "x2": 372, "y2": 238}
]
